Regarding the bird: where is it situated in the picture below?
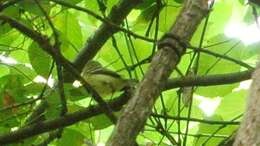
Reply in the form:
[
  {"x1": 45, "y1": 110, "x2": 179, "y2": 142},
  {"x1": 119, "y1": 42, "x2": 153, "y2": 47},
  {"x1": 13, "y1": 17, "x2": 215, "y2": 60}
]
[{"x1": 81, "y1": 60, "x2": 136, "y2": 97}]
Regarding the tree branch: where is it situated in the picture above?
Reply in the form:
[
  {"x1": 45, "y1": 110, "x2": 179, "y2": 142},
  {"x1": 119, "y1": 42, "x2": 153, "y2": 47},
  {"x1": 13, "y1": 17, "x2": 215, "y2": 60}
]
[
  {"x1": 0, "y1": 14, "x2": 118, "y2": 124},
  {"x1": 0, "y1": 92, "x2": 131, "y2": 145},
  {"x1": 164, "y1": 70, "x2": 253, "y2": 89},
  {"x1": 61, "y1": 0, "x2": 144, "y2": 81},
  {"x1": 0, "y1": 69, "x2": 252, "y2": 144},
  {"x1": 188, "y1": 46, "x2": 253, "y2": 69},
  {"x1": 151, "y1": 113, "x2": 240, "y2": 125},
  {"x1": 0, "y1": 0, "x2": 22, "y2": 12}
]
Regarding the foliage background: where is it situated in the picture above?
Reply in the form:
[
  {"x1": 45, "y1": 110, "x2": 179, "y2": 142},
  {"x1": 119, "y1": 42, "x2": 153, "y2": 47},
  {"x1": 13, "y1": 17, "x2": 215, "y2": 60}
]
[{"x1": 0, "y1": 0, "x2": 259, "y2": 145}]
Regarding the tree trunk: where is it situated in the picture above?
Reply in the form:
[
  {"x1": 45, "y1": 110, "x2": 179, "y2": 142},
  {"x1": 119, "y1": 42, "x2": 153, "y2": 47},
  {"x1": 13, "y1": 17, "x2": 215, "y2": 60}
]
[
  {"x1": 106, "y1": 0, "x2": 209, "y2": 145},
  {"x1": 234, "y1": 64, "x2": 260, "y2": 146}
]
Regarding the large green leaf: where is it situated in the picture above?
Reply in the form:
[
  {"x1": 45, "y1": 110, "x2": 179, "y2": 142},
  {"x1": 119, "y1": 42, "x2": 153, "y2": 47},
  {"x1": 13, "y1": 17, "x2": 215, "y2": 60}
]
[
  {"x1": 54, "y1": 11, "x2": 83, "y2": 60},
  {"x1": 206, "y1": 0, "x2": 233, "y2": 38},
  {"x1": 18, "y1": 0, "x2": 51, "y2": 16},
  {"x1": 70, "y1": 122, "x2": 95, "y2": 141},
  {"x1": 57, "y1": 129, "x2": 85, "y2": 146},
  {"x1": 0, "y1": 31, "x2": 18, "y2": 51},
  {"x1": 10, "y1": 50, "x2": 30, "y2": 64},
  {"x1": 193, "y1": 114, "x2": 237, "y2": 146},
  {"x1": 23, "y1": 82, "x2": 46, "y2": 95},
  {"x1": 159, "y1": 4, "x2": 181, "y2": 32},
  {"x1": 62, "y1": 83, "x2": 90, "y2": 101},
  {"x1": 9, "y1": 64, "x2": 37, "y2": 82},
  {"x1": 65, "y1": 0, "x2": 84, "y2": 4},
  {"x1": 28, "y1": 42, "x2": 52, "y2": 77},
  {"x1": 87, "y1": 113, "x2": 114, "y2": 130},
  {"x1": 135, "y1": 3, "x2": 158, "y2": 24},
  {"x1": 0, "y1": 75, "x2": 28, "y2": 126},
  {"x1": 216, "y1": 89, "x2": 247, "y2": 120},
  {"x1": 84, "y1": 0, "x2": 103, "y2": 24},
  {"x1": 45, "y1": 90, "x2": 61, "y2": 119},
  {"x1": 0, "y1": 74, "x2": 27, "y2": 103},
  {"x1": 239, "y1": 41, "x2": 260, "y2": 60},
  {"x1": 195, "y1": 35, "x2": 242, "y2": 97},
  {"x1": 0, "y1": 64, "x2": 9, "y2": 78},
  {"x1": 135, "y1": 0, "x2": 155, "y2": 9}
]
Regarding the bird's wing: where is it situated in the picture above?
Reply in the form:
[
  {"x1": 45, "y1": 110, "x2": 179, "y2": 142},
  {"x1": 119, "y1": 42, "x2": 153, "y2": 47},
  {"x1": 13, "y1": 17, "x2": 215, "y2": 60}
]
[{"x1": 90, "y1": 69, "x2": 122, "y2": 78}]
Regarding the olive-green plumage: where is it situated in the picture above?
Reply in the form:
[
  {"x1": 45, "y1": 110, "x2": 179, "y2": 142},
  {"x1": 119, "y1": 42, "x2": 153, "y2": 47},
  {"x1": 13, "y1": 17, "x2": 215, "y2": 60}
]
[{"x1": 81, "y1": 61, "x2": 133, "y2": 97}]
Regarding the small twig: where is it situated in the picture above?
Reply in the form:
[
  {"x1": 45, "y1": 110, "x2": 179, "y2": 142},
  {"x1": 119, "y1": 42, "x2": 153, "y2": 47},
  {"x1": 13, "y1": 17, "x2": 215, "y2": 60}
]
[
  {"x1": 202, "y1": 114, "x2": 242, "y2": 145},
  {"x1": 188, "y1": 46, "x2": 253, "y2": 69},
  {"x1": 152, "y1": 113, "x2": 240, "y2": 125},
  {"x1": 0, "y1": 0, "x2": 22, "y2": 12},
  {"x1": 0, "y1": 98, "x2": 38, "y2": 113}
]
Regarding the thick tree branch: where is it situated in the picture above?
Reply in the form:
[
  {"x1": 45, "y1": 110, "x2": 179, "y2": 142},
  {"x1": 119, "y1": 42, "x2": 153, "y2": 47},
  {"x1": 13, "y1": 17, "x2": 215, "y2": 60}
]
[
  {"x1": 164, "y1": 70, "x2": 252, "y2": 89},
  {"x1": 0, "y1": 14, "x2": 118, "y2": 123},
  {"x1": 0, "y1": 70, "x2": 252, "y2": 144},
  {"x1": 71, "y1": 0, "x2": 143, "y2": 72},
  {"x1": 106, "y1": 0, "x2": 209, "y2": 145},
  {"x1": 0, "y1": 0, "x2": 22, "y2": 12},
  {"x1": 0, "y1": 92, "x2": 131, "y2": 145}
]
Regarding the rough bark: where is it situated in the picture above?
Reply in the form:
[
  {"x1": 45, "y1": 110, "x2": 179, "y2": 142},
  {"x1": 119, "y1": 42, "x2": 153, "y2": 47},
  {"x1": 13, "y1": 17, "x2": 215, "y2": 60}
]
[
  {"x1": 233, "y1": 64, "x2": 260, "y2": 146},
  {"x1": 106, "y1": 0, "x2": 209, "y2": 145},
  {"x1": 165, "y1": 70, "x2": 252, "y2": 89}
]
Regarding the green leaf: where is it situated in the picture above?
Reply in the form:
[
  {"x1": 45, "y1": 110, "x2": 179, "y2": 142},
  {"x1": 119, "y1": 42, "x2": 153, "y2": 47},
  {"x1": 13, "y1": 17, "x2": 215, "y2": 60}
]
[
  {"x1": 0, "y1": 65, "x2": 9, "y2": 78},
  {"x1": 87, "y1": 114, "x2": 113, "y2": 130},
  {"x1": 243, "y1": 6, "x2": 255, "y2": 24},
  {"x1": 0, "y1": 23, "x2": 12, "y2": 36},
  {"x1": 159, "y1": 5, "x2": 181, "y2": 32},
  {"x1": 0, "y1": 113, "x2": 19, "y2": 129},
  {"x1": 84, "y1": 0, "x2": 102, "y2": 22},
  {"x1": 240, "y1": 41, "x2": 260, "y2": 60},
  {"x1": 65, "y1": 0, "x2": 84, "y2": 4},
  {"x1": 206, "y1": 1, "x2": 233, "y2": 38},
  {"x1": 10, "y1": 50, "x2": 30, "y2": 63},
  {"x1": 18, "y1": 0, "x2": 51, "y2": 16},
  {"x1": 54, "y1": 11, "x2": 83, "y2": 60},
  {"x1": 70, "y1": 122, "x2": 95, "y2": 141},
  {"x1": 64, "y1": 84, "x2": 90, "y2": 101},
  {"x1": 57, "y1": 129, "x2": 85, "y2": 146},
  {"x1": 193, "y1": 114, "x2": 237, "y2": 146},
  {"x1": 28, "y1": 42, "x2": 52, "y2": 77},
  {"x1": 0, "y1": 31, "x2": 19, "y2": 50},
  {"x1": 216, "y1": 89, "x2": 247, "y2": 120},
  {"x1": 1, "y1": 5, "x2": 20, "y2": 19},
  {"x1": 239, "y1": 0, "x2": 246, "y2": 5},
  {"x1": 45, "y1": 91, "x2": 61, "y2": 119},
  {"x1": 135, "y1": 0, "x2": 155, "y2": 9},
  {"x1": 9, "y1": 64, "x2": 37, "y2": 82},
  {"x1": 135, "y1": 3, "x2": 158, "y2": 24},
  {"x1": 0, "y1": 74, "x2": 27, "y2": 103},
  {"x1": 24, "y1": 82, "x2": 45, "y2": 95},
  {"x1": 174, "y1": 0, "x2": 184, "y2": 4},
  {"x1": 196, "y1": 35, "x2": 241, "y2": 97},
  {"x1": 163, "y1": 90, "x2": 203, "y2": 119},
  {"x1": 106, "y1": 0, "x2": 120, "y2": 12},
  {"x1": 0, "y1": 75, "x2": 28, "y2": 124}
]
